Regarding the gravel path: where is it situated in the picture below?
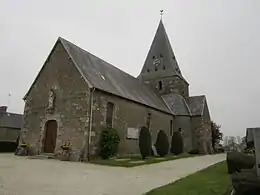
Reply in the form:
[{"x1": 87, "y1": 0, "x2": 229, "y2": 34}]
[{"x1": 0, "y1": 153, "x2": 225, "y2": 195}]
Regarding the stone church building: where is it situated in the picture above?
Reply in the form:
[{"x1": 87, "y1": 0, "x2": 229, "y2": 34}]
[{"x1": 21, "y1": 19, "x2": 212, "y2": 161}]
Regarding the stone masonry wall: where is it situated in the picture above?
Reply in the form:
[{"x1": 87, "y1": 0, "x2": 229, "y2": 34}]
[
  {"x1": 21, "y1": 41, "x2": 90, "y2": 160},
  {"x1": 191, "y1": 116, "x2": 205, "y2": 153},
  {"x1": 144, "y1": 76, "x2": 189, "y2": 97},
  {"x1": 191, "y1": 115, "x2": 212, "y2": 154},
  {"x1": 174, "y1": 116, "x2": 193, "y2": 152},
  {"x1": 90, "y1": 90, "x2": 174, "y2": 157},
  {"x1": 202, "y1": 101, "x2": 213, "y2": 153}
]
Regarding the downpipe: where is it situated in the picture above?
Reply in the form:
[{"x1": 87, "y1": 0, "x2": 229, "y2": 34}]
[{"x1": 87, "y1": 87, "x2": 95, "y2": 161}]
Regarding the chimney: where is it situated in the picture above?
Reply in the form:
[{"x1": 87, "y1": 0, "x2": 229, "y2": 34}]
[{"x1": 0, "y1": 106, "x2": 7, "y2": 113}]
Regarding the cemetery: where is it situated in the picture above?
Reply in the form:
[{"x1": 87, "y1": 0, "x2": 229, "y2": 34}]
[{"x1": 226, "y1": 127, "x2": 260, "y2": 194}]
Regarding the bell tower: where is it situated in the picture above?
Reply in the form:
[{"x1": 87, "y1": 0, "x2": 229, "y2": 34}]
[{"x1": 138, "y1": 17, "x2": 189, "y2": 97}]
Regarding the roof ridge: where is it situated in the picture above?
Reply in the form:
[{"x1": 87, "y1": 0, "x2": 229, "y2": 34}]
[
  {"x1": 4, "y1": 112, "x2": 23, "y2": 116},
  {"x1": 189, "y1": 95, "x2": 206, "y2": 98},
  {"x1": 161, "y1": 93, "x2": 191, "y2": 116},
  {"x1": 59, "y1": 37, "x2": 171, "y2": 114},
  {"x1": 59, "y1": 37, "x2": 93, "y2": 88},
  {"x1": 182, "y1": 97, "x2": 192, "y2": 116},
  {"x1": 200, "y1": 96, "x2": 206, "y2": 116},
  {"x1": 174, "y1": 94, "x2": 192, "y2": 116}
]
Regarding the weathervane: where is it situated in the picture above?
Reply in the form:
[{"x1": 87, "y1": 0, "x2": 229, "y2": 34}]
[{"x1": 160, "y1": 10, "x2": 164, "y2": 19}]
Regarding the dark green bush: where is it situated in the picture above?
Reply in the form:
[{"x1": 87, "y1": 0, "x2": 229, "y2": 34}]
[
  {"x1": 99, "y1": 127, "x2": 120, "y2": 159},
  {"x1": 155, "y1": 130, "x2": 169, "y2": 157},
  {"x1": 188, "y1": 149, "x2": 200, "y2": 154},
  {"x1": 170, "y1": 131, "x2": 184, "y2": 155},
  {"x1": 139, "y1": 126, "x2": 151, "y2": 159},
  {"x1": 226, "y1": 152, "x2": 255, "y2": 174}
]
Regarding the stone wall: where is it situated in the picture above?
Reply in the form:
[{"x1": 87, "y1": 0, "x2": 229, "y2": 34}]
[
  {"x1": 21, "y1": 41, "x2": 90, "y2": 160},
  {"x1": 201, "y1": 101, "x2": 213, "y2": 153},
  {"x1": 191, "y1": 115, "x2": 212, "y2": 153},
  {"x1": 143, "y1": 76, "x2": 189, "y2": 97},
  {"x1": 174, "y1": 116, "x2": 193, "y2": 152},
  {"x1": 0, "y1": 127, "x2": 20, "y2": 142},
  {"x1": 191, "y1": 116, "x2": 205, "y2": 152},
  {"x1": 90, "y1": 90, "x2": 174, "y2": 157}
]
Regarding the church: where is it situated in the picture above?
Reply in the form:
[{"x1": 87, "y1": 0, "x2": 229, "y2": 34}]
[{"x1": 20, "y1": 19, "x2": 212, "y2": 161}]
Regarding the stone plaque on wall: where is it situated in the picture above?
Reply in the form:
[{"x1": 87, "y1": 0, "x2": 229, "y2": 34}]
[{"x1": 127, "y1": 127, "x2": 139, "y2": 139}]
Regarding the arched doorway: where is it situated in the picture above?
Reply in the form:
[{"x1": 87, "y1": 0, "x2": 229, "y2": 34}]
[{"x1": 43, "y1": 120, "x2": 57, "y2": 153}]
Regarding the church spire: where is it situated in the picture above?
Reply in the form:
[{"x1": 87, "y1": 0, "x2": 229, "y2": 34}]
[{"x1": 138, "y1": 17, "x2": 185, "y2": 82}]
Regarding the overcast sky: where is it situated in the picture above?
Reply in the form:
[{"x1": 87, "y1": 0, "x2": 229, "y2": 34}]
[{"x1": 0, "y1": 0, "x2": 259, "y2": 137}]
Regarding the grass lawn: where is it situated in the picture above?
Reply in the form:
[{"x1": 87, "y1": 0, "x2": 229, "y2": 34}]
[
  {"x1": 146, "y1": 161, "x2": 230, "y2": 195},
  {"x1": 90, "y1": 153, "x2": 202, "y2": 167}
]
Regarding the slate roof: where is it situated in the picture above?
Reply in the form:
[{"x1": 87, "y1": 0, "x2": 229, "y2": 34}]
[
  {"x1": 138, "y1": 20, "x2": 188, "y2": 83},
  {"x1": 185, "y1": 95, "x2": 206, "y2": 116},
  {"x1": 59, "y1": 38, "x2": 171, "y2": 114},
  {"x1": 0, "y1": 112, "x2": 22, "y2": 129},
  {"x1": 23, "y1": 19, "x2": 208, "y2": 118},
  {"x1": 162, "y1": 93, "x2": 191, "y2": 116}
]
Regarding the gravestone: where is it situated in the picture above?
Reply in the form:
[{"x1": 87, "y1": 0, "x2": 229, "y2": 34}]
[
  {"x1": 151, "y1": 144, "x2": 158, "y2": 156},
  {"x1": 253, "y1": 128, "x2": 260, "y2": 176}
]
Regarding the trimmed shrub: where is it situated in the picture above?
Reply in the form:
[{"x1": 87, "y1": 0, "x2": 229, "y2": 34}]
[
  {"x1": 170, "y1": 131, "x2": 184, "y2": 155},
  {"x1": 155, "y1": 130, "x2": 169, "y2": 157},
  {"x1": 226, "y1": 151, "x2": 255, "y2": 174},
  {"x1": 188, "y1": 149, "x2": 200, "y2": 154},
  {"x1": 99, "y1": 127, "x2": 120, "y2": 159},
  {"x1": 139, "y1": 126, "x2": 152, "y2": 159}
]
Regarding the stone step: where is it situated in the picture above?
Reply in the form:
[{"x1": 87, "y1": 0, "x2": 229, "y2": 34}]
[{"x1": 29, "y1": 153, "x2": 54, "y2": 160}]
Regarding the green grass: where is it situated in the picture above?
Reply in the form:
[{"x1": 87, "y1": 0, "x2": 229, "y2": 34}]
[
  {"x1": 146, "y1": 161, "x2": 230, "y2": 195},
  {"x1": 90, "y1": 154, "x2": 202, "y2": 167}
]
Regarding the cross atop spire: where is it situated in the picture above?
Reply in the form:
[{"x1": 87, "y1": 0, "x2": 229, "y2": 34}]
[{"x1": 160, "y1": 10, "x2": 164, "y2": 20}]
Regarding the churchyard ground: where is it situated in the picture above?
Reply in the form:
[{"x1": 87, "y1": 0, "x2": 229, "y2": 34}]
[
  {"x1": 0, "y1": 153, "x2": 225, "y2": 195},
  {"x1": 90, "y1": 153, "x2": 203, "y2": 167}
]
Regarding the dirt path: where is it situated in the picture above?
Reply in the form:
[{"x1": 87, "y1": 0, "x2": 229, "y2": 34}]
[{"x1": 0, "y1": 153, "x2": 225, "y2": 195}]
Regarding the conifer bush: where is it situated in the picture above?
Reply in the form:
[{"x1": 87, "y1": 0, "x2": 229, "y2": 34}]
[
  {"x1": 139, "y1": 126, "x2": 152, "y2": 159},
  {"x1": 155, "y1": 130, "x2": 169, "y2": 157},
  {"x1": 170, "y1": 131, "x2": 184, "y2": 155},
  {"x1": 99, "y1": 127, "x2": 120, "y2": 159}
]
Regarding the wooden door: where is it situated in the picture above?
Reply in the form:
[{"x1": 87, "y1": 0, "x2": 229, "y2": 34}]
[{"x1": 43, "y1": 120, "x2": 57, "y2": 153}]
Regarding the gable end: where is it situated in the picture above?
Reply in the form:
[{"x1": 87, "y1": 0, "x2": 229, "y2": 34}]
[{"x1": 23, "y1": 38, "x2": 93, "y2": 100}]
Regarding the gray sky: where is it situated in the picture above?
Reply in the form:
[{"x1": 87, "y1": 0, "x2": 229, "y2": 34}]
[{"x1": 0, "y1": 0, "x2": 259, "y2": 137}]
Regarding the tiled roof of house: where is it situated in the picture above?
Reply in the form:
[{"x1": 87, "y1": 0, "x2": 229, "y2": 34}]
[{"x1": 0, "y1": 112, "x2": 22, "y2": 129}]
